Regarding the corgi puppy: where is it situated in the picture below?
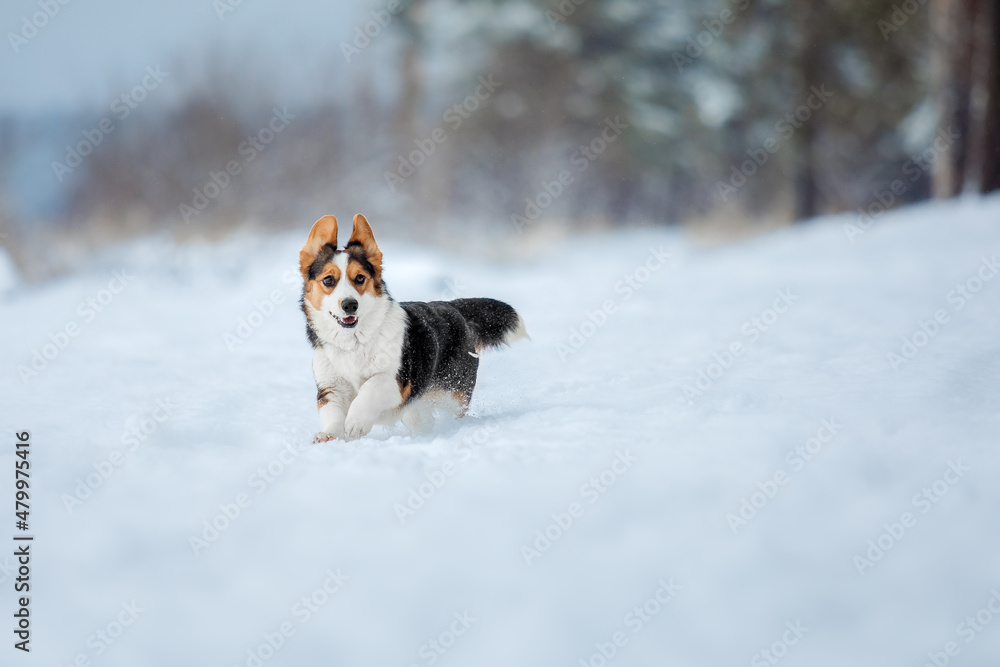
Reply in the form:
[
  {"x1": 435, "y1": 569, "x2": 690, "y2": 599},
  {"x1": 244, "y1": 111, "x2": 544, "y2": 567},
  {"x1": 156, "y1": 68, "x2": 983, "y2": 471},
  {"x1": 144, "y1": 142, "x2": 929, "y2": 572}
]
[{"x1": 299, "y1": 214, "x2": 528, "y2": 440}]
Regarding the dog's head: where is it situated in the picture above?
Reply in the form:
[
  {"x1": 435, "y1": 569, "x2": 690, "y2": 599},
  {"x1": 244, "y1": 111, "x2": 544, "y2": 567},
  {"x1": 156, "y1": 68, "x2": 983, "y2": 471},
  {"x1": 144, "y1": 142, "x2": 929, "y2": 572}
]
[{"x1": 299, "y1": 213, "x2": 388, "y2": 345}]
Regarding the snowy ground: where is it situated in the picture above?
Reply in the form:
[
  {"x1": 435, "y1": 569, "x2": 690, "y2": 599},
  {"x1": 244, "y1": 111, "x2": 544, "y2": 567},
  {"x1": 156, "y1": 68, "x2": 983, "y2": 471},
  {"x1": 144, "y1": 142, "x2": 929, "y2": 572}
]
[{"x1": 2, "y1": 196, "x2": 1000, "y2": 667}]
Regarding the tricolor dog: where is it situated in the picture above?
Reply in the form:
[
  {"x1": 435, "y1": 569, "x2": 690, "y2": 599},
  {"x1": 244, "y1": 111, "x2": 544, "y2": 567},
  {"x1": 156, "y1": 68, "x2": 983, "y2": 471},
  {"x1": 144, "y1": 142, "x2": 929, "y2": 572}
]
[{"x1": 299, "y1": 214, "x2": 527, "y2": 440}]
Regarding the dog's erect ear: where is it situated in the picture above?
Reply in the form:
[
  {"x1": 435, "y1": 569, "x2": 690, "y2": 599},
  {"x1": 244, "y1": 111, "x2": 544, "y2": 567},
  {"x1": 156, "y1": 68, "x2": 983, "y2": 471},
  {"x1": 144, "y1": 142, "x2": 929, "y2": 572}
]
[
  {"x1": 348, "y1": 213, "x2": 382, "y2": 273},
  {"x1": 299, "y1": 215, "x2": 338, "y2": 280}
]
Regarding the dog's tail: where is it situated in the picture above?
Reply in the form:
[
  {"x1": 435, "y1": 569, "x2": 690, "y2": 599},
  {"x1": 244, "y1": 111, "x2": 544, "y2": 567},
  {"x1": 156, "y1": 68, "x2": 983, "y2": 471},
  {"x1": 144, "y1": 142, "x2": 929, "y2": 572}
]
[{"x1": 450, "y1": 298, "x2": 529, "y2": 352}]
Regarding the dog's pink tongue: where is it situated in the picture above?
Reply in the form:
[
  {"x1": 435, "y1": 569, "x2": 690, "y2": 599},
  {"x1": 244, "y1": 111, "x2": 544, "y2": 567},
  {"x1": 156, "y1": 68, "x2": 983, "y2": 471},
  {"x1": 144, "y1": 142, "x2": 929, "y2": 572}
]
[{"x1": 342, "y1": 316, "x2": 357, "y2": 324}]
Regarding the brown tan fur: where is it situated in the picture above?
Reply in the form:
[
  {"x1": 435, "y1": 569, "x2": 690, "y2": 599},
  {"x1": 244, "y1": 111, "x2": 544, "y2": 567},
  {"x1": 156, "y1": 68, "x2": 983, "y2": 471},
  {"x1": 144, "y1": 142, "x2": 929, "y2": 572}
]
[
  {"x1": 344, "y1": 259, "x2": 382, "y2": 298},
  {"x1": 317, "y1": 386, "x2": 335, "y2": 408},
  {"x1": 304, "y1": 264, "x2": 340, "y2": 311},
  {"x1": 299, "y1": 214, "x2": 338, "y2": 278},
  {"x1": 345, "y1": 214, "x2": 382, "y2": 273},
  {"x1": 451, "y1": 390, "x2": 471, "y2": 417}
]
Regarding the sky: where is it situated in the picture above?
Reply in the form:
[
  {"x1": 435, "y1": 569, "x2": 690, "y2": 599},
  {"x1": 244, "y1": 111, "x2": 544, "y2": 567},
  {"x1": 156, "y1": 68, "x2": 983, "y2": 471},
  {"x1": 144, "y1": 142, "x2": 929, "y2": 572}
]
[{"x1": 0, "y1": 0, "x2": 368, "y2": 115}]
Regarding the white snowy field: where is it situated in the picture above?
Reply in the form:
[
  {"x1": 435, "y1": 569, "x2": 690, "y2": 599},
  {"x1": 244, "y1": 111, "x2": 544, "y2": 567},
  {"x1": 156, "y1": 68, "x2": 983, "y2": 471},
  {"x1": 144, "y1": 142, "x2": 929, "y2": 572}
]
[{"x1": 2, "y1": 197, "x2": 1000, "y2": 667}]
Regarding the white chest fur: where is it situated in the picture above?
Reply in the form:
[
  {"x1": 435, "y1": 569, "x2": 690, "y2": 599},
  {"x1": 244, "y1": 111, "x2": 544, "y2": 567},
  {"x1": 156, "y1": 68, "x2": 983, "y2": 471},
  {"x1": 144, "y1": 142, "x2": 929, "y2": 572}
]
[{"x1": 310, "y1": 300, "x2": 407, "y2": 390}]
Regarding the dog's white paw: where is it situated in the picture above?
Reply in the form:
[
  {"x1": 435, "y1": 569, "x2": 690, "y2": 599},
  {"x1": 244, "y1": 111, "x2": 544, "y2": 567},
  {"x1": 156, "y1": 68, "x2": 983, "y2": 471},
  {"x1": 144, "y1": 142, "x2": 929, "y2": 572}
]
[
  {"x1": 312, "y1": 431, "x2": 341, "y2": 443},
  {"x1": 343, "y1": 415, "x2": 373, "y2": 440}
]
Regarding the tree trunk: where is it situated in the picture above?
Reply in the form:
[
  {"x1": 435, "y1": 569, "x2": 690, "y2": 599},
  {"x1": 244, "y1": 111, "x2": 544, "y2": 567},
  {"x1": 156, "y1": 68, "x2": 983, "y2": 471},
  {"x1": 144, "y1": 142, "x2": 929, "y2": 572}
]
[
  {"x1": 979, "y1": 0, "x2": 1000, "y2": 193},
  {"x1": 792, "y1": 8, "x2": 823, "y2": 220},
  {"x1": 394, "y1": 0, "x2": 425, "y2": 141},
  {"x1": 931, "y1": 0, "x2": 1000, "y2": 196},
  {"x1": 395, "y1": 41, "x2": 422, "y2": 141},
  {"x1": 932, "y1": 0, "x2": 968, "y2": 196},
  {"x1": 793, "y1": 121, "x2": 819, "y2": 221}
]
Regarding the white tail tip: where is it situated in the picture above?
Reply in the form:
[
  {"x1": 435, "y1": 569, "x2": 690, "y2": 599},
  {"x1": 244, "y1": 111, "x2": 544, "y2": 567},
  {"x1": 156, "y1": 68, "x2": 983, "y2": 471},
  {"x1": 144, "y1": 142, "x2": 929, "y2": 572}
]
[{"x1": 506, "y1": 315, "x2": 531, "y2": 344}]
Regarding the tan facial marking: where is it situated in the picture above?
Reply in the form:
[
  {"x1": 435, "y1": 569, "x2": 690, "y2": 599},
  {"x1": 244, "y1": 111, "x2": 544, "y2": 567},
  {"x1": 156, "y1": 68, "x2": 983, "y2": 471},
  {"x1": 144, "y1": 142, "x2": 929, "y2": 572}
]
[
  {"x1": 305, "y1": 263, "x2": 341, "y2": 310},
  {"x1": 346, "y1": 260, "x2": 381, "y2": 297}
]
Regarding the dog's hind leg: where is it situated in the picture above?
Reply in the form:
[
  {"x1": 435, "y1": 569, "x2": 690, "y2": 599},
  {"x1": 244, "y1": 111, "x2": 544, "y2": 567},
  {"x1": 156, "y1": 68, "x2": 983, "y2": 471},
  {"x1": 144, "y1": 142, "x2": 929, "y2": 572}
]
[
  {"x1": 400, "y1": 398, "x2": 435, "y2": 436},
  {"x1": 448, "y1": 390, "x2": 471, "y2": 418}
]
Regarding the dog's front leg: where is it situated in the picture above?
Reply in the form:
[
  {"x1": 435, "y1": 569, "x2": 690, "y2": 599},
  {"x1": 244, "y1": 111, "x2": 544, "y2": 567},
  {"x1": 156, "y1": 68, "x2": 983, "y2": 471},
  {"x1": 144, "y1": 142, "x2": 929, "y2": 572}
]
[
  {"x1": 314, "y1": 379, "x2": 355, "y2": 442},
  {"x1": 344, "y1": 372, "x2": 404, "y2": 439},
  {"x1": 312, "y1": 352, "x2": 356, "y2": 442}
]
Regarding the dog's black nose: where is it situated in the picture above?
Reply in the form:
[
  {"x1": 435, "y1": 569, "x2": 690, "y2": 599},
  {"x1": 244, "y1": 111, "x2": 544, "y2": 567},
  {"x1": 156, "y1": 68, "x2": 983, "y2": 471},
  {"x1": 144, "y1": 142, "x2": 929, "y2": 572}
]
[{"x1": 342, "y1": 298, "x2": 359, "y2": 315}]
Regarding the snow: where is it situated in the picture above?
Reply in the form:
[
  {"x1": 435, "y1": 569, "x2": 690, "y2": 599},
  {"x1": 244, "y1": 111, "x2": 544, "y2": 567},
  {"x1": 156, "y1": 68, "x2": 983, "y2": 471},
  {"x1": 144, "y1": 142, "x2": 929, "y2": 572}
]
[{"x1": 2, "y1": 195, "x2": 1000, "y2": 666}]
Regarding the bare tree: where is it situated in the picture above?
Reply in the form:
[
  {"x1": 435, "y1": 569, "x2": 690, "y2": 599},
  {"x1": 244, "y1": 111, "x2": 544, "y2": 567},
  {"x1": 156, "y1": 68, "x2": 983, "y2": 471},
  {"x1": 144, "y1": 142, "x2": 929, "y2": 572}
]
[
  {"x1": 978, "y1": 0, "x2": 1000, "y2": 192},
  {"x1": 932, "y1": 0, "x2": 1000, "y2": 195}
]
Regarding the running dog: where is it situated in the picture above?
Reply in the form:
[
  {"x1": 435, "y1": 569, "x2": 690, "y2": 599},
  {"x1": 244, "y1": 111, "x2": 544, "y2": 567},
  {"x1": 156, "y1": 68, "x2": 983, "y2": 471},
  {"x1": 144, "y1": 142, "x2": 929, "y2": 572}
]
[{"x1": 299, "y1": 214, "x2": 527, "y2": 440}]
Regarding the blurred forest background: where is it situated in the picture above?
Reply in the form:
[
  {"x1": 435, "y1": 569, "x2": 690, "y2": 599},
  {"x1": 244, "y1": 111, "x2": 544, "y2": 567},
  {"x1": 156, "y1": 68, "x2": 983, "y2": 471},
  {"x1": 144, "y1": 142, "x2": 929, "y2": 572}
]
[{"x1": 0, "y1": 0, "x2": 997, "y2": 279}]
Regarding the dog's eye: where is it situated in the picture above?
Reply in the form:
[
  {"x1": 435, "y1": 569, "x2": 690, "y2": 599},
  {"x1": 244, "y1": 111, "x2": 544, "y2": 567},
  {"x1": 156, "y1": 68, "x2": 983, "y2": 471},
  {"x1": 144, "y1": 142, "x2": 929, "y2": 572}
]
[
  {"x1": 322, "y1": 276, "x2": 335, "y2": 288},
  {"x1": 354, "y1": 274, "x2": 366, "y2": 286}
]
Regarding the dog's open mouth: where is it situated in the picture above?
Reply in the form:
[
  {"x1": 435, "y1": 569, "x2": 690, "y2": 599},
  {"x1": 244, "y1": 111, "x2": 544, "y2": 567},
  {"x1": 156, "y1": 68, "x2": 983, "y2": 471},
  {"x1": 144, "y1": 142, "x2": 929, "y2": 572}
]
[{"x1": 336, "y1": 315, "x2": 358, "y2": 328}]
